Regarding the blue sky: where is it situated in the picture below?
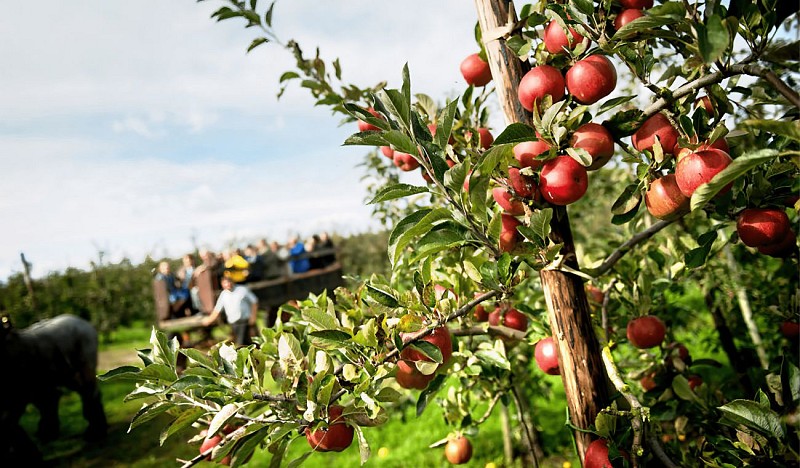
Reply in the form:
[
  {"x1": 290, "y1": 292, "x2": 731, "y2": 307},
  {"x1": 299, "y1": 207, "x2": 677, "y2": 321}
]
[{"x1": 0, "y1": 0, "x2": 483, "y2": 280}]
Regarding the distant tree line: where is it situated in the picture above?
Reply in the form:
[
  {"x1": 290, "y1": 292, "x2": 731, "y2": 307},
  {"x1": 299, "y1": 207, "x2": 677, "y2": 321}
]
[{"x1": 0, "y1": 231, "x2": 390, "y2": 341}]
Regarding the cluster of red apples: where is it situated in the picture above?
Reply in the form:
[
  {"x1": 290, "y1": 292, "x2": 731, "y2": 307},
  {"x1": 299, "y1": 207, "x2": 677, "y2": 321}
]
[{"x1": 613, "y1": 0, "x2": 652, "y2": 31}]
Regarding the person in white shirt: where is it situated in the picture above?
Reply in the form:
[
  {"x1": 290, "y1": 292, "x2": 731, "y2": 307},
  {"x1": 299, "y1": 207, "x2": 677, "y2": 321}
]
[{"x1": 202, "y1": 275, "x2": 258, "y2": 345}]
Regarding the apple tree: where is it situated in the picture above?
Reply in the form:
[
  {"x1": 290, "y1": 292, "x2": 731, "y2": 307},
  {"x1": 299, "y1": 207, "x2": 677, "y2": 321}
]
[{"x1": 103, "y1": 0, "x2": 799, "y2": 466}]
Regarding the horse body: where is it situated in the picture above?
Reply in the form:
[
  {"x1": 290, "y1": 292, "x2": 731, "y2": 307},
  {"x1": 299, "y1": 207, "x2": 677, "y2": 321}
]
[{"x1": 1, "y1": 314, "x2": 107, "y2": 444}]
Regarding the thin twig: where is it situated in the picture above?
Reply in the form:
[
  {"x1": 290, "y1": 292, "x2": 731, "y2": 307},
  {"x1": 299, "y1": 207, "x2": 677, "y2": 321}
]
[
  {"x1": 591, "y1": 220, "x2": 675, "y2": 277},
  {"x1": 510, "y1": 382, "x2": 540, "y2": 468}
]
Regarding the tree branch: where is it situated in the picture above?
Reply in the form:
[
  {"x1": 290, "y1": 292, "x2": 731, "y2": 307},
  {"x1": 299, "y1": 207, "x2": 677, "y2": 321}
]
[{"x1": 591, "y1": 220, "x2": 675, "y2": 277}]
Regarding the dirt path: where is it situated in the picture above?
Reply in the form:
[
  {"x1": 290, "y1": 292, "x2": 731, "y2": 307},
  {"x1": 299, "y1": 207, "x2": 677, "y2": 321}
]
[{"x1": 98, "y1": 348, "x2": 140, "y2": 372}]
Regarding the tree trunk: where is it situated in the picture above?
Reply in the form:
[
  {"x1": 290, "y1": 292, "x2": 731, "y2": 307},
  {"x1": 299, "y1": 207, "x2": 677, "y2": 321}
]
[{"x1": 473, "y1": 0, "x2": 609, "y2": 458}]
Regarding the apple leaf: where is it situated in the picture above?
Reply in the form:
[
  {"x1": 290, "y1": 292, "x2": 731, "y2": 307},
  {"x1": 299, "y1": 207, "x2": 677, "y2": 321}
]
[
  {"x1": 696, "y1": 15, "x2": 729, "y2": 64},
  {"x1": 353, "y1": 425, "x2": 371, "y2": 466},
  {"x1": 98, "y1": 365, "x2": 143, "y2": 382},
  {"x1": 287, "y1": 452, "x2": 313, "y2": 468},
  {"x1": 246, "y1": 37, "x2": 269, "y2": 53},
  {"x1": 435, "y1": 99, "x2": 458, "y2": 149},
  {"x1": 718, "y1": 400, "x2": 785, "y2": 442},
  {"x1": 343, "y1": 131, "x2": 389, "y2": 147},
  {"x1": 365, "y1": 283, "x2": 400, "y2": 308},
  {"x1": 529, "y1": 208, "x2": 553, "y2": 245},
  {"x1": 382, "y1": 130, "x2": 417, "y2": 155},
  {"x1": 416, "y1": 373, "x2": 446, "y2": 416},
  {"x1": 566, "y1": 147, "x2": 593, "y2": 167},
  {"x1": 407, "y1": 341, "x2": 444, "y2": 364},
  {"x1": 159, "y1": 406, "x2": 206, "y2": 446},
  {"x1": 388, "y1": 208, "x2": 451, "y2": 266},
  {"x1": 494, "y1": 123, "x2": 537, "y2": 145},
  {"x1": 690, "y1": 149, "x2": 780, "y2": 211},
  {"x1": 129, "y1": 400, "x2": 175, "y2": 433},
  {"x1": 444, "y1": 159, "x2": 468, "y2": 194},
  {"x1": 684, "y1": 230, "x2": 718, "y2": 269},
  {"x1": 742, "y1": 119, "x2": 800, "y2": 142},
  {"x1": 410, "y1": 228, "x2": 467, "y2": 264},
  {"x1": 367, "y1": 183, "x2": 428, "y2": 205},
  {"x1": 598, "y1": 95, "x2": 636, "y2": 115},
  {"x1": 377, "y1": 88, "x2": 410, "y2": 130},
  {"x1": 474, "y1": 348, "x2": 511, "y2": 370}
]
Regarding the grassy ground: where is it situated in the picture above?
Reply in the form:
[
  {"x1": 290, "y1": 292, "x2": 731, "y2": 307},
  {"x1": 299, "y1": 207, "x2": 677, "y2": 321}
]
[{"x1": 19, "y1": 321, "x2": 578, "y2": 467}]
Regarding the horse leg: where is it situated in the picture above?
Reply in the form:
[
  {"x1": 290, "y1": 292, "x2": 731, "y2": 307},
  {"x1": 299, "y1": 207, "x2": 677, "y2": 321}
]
[
  {"x1": 79, "y1": 376, "x2": 107, "y2": 441},
  {"x1": 35, "y1": 388, "x2": 61, "y2": 441}
]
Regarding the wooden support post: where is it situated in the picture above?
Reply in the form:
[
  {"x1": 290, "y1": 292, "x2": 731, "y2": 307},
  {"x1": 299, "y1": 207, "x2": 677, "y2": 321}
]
[{"x1": 473, "y1": 0, "x2": 609, "y2": 458}]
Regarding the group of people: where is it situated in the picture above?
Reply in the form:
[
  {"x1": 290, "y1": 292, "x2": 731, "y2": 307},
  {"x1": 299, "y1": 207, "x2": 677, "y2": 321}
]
[{"x1": 154, "y1": 232, "x2": 337, "y2": 346}]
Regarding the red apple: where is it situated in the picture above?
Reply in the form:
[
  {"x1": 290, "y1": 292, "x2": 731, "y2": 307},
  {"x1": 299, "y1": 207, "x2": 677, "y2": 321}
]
[
  {"x1": 543, "y1": 20, "x2": 584, "y2": 54},
  {"x1": 508, "y1": 167, "x2": 538, "y2": 199},
  {"x1": 675, "y1": 138, "x2": 730, "y2": 159},
  {"x1": 667, "y1": 342, "x2": 691, "y2": 364},
  {"x1": 586, "y1": 284, "x2": 605, "y2": 304},
  {"x1": 615, "y1": 9, "x2": 645, "y2": 30},
  {"x1": 539, "y1": 156, "x2": 589, "y2": 205},
  {"x1": 584, "y1": 439, "x2": 612, "y2": 468},
  {"x1": 688, "y1": 375, "x2": 703, "y2": 391},
  {"x1": 620, "y1": 0, "x2": 654, "y2": 8},
  {"x1": 488, "y1": 307, "x2": 529, "y2": 332},
  {"x1": 393, "y1": 152, "x2": 420, "y2": 171},
  {"x1": 632, "y1": 113, "x2": 679, "y2": 155},
  {"x1": 478, "y1": 127, "x2": 494, "y2": 150},
  {"x1": 380, "y1": 146, "x2": 395, "y2": 159},
  {"x1": 696, "y1": 95, "x2": 714, "y2": 114},
  {"x1": 518, "y1": 65, "x2": 566, "y2": 111},
  {"x1": 200, "y1": 434, "x2": 230, "y2": 465},
  {"x1": 566, "y1": 55, "x2": 617, "y2": 105},
  {"x1": 757, "y1": 228, "x2": 796, "y2": 257},
  {"x1": 674, "y1": 148, "x2": 733, "y2": 197},
  {"x1": 534, "y1": 337, "x2": 560, "y2": 375},
  {"x1": 473, "y1": 293, "x2": 490, "y2": 322},
  {"x1": 460, "y1": 53, "x2": 492, "y2": 87},
  {"x1": 781, "y1": 321, "x2": 800, "y2": 340},
  {"x1": 640, "y1": 372, "x2": 658, "y2": 392},
  {"x1": 395, "y1": 359, "x2": 435, "y2": 389},
  {"x1": 645, "y1": 174, "x2": 690, "y2": 220},
  {"x1": 493, "y1": 187, "x2": 525, "y2": 215},
  {"x1": 400, "y1": 326, "x2": 453, "y2": 365},
  {"x1": 305, "y1": 405, "x2": 354, "y2": 452},
  {"x1": 445, "y1": 436, "x2": 473, "y2": 465},
  {"x1": 499, "y1": 214, "x2": 522, "y2": 253},
  {"x1": 514, "y1": 139, "x2": 551, "y2": 169},
  {"x1": 357, "y1": 107, "x2": 382, "y2": 132},
  {"x1": 627, "y1": 315, "x2": 666, "y2": 349},
  {"x1": 570, "y1": 123, "x2": 615, "y2": 170},
  {"x1": 736, "y1": 208, "x2": 791, "y2": 247}
]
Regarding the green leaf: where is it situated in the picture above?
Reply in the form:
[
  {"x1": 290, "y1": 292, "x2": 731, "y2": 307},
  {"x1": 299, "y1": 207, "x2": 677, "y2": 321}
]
[
  {"x1": 388, "y1": 208, "x2": 451, "y2": 266},
  {"x1": 718, "y1": 400, "x2": 785, "y2": 441},
  {"x1": 493, "y1": 123, "x2": 537, "y2": 145},
  {"x1": 611, "y1": 184, "x2": 642, "y2": 215},
  {"x1": 382, "y1": 130, "x2": 417, "y2": 155},
  {"x1": 264, "y1": 1, "x2": 275, "y2": 27},
  {"x1": 208, "y1": 403, "x2": 239, "y2": 438},
  {"x1": 353, "y1": 319, "x2": 379, "y2": 348},
  {"x1": 379, "y1": 89, "x2": 411, "y2": 129},
  {"x1": 690, "y1": 149, "x2": 780, "y2": 211},
  {"x1": 139, "y1": 363, "x2": 178, "y2": 383},
  {"x1": 181, "y1": 348, "x2": 217, "y2": 370},
  {"x1": 684, "y1": 231, "x2": 718, "y2": 269},
  {"x1": 368, "y1": 183, "x2": 429, "y2": 205},
  {"x1": 529, "y1": 208, "x2": 553, "y2": 244},
  {"x1": 247, "y1": 37, "x2": 269, "y2": 53},
  {"x1": 410, "y1": 228, "x2": 467, "y2": 263},
  {"x1": 129, "y1": 401, "x2": 174, "y2": 432},
  {"x1": 434, "y1": 100, "x2": 458, "y2": 149},
  {"x1": 365, "y1": 283, "x2": 400, "y2": 307},
  {"x1": 475, "y1": 348, "x2": 511, "y2": 370},
  {"x1": 566, "y1": 147, "x2": 593, "y2": 167},
  {"x1": 743, "y1": 119, "x2": 800, "y2": 142},
  {"x1": 287, "y1": 451, "x2": 313, "y2": 468},
  {"x1": 354, "y1": 425, "x2": 371, "y2": 465},
  {"x1": 672, "y1": 375, "x2": 704, "y2": 405},
  {"x1": 160, "y1": 406, "x2": 206, "y2": 446},
  {"x1": 416, "y1": 374, "x2": 446, "y2": 416},
  {"x1": 697, "y1": 15, "x2": 729, "y2": 64},
  {"x1": 309, "y1": 329, "x2": 353, "y2": 347},
  {"x1": 98, "y1": 366, "x2": 142, "y2": 382},
  {"x1": 302, "y1": 308, "x2": 341, "y2": 331},
  {"x1": 407, "y1": 341, "x2": 443, "y2": 364},
  {"x1": 343, "y1": 131, "x2": 389, "y2": 147},
  {"x1": 598, "y1": 95, "x2": 636, "y2": 114}
]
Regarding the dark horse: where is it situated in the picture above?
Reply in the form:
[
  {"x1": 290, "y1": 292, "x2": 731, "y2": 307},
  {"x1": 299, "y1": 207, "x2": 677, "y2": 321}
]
[{"x1": 0, "y1": 314, "x2": 108, "y2": 462}]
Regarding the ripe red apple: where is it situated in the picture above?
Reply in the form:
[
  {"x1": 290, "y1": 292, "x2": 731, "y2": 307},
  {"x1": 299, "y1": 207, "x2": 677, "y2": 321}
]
[
  {"x1": 305, "y1": 405, "x2": 354, "y2": 452},
  {"x1": 508, "y1": 167, "x2": 538, "y2": 199},
  {"x1": 645, "y1": 174, "x2": 690, "y2": 220},
  {"x1": 781, "y1": 321, "x2": 800, "y2": 340},
  {"x1": 460, "y1": 53, "x2": 492, "y2": 87},
  {"x1": 380, "y1": 146, "x2": 395, "y2": 159},
  {"x1": 757, "y1": 228, "x2": 796, "y2": 257},
  {"x1": 357, "y1": 107, "x2": 382, "y2": 132},
  {"x1": 627, "y1": 316, "x2": 666, "y2": 349},
  {"x1": 543, "y1": 20, "x2": 584, "y2": 54},
  {"x1": 393, "y1": 152, "x2": 420, "y2": 171},
  {"x1": 566, "y1": 55, "x2": 617, "y2": 105},
  {"x1": 688, "y1": 375, "x2": 703, "y2": 391},
  {"x1": 478, "y1": 127, "x2": 494, "y2": 150},
  {"x1": 632, "y1": 113, "x2": 679, "y2": 155},
  {"x1": 736, "y1": 208, "x2": 791, "y2": 247},
  {"x1": 200, "y1": 434, "x2": 230, "y2": 465},
  {"x1": 518, "y1": 65, "x2": 566, "y2": 111},
  {"x1": 444, "y1": 436, "x2": 473, "y2": 465},
  {"x1": 674, "y1": 148, "x2": 733, "y2": 197},
  {"x1": 534, "y1": 337, "x2": 560, "y2": 375},
  {"x1": 586, "y1": 284, "x2": 605, "y2": 304},
  {"x1": 620, "y1": 0, "x2": 654, "y2": 8},
  {"x1": 584, "y1": 439, "x2": 612, "y2": 468},
  {"x1": 539, "y1": 156, "x2": 589, "y2": 205},
  {"x1": 667, "y1": 342, "x2": 691, "y2": 364},
  {"x1": 395, "y1": 359, "x2": 435, "y2": 389},
  {"x1": 513, "y1": 139, "x2": 551, "y2": 169},
  {"x1": 614, "y1": 9, "x2": 645, "y2": 30},
  {"x1": 640, "y1": 372, "x2": 658, "y2": 392},
  {"x1": 473, "y1": 293, "x2": 490, "y2": 322},
  {"x1": 499, "y1": 214, "x2": 522, "y2": 253},
  {"x1": 493, "y1": 187, "x2": 525, "y2": 215},
  {"x1": 488, "y1": 307, "x2": 529, "y2": 332},
  {"x1": 400, "y1": 326, "x2": 453, "y2": 365},
  {"x1": 675, "y1": 138, "x2": 730, "y2": 159},
  {"x1": 570, "y1": 123, "x2": 615, "y2": 170}
]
